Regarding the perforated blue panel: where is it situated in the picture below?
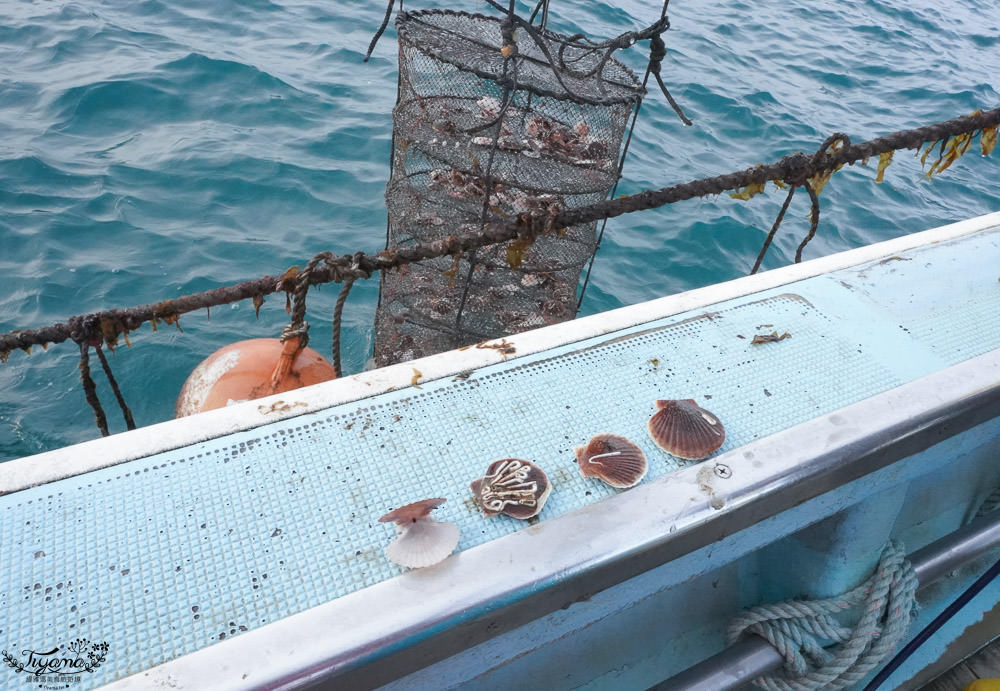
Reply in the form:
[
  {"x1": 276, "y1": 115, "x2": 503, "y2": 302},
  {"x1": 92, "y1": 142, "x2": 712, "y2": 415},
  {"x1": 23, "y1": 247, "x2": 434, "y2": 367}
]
[{"x1": 2, "y1": 227, "x2": 999, "y2": 689}]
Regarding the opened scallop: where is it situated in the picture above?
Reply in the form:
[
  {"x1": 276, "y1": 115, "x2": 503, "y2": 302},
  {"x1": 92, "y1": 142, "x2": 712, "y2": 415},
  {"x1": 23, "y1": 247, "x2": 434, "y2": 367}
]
[{"x1": 378, "y1": 498, "x2": 459, "y2": 569}]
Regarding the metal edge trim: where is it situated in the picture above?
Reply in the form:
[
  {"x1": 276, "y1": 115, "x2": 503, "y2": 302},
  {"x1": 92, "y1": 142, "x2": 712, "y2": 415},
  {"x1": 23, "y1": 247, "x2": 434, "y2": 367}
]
[
  {"x1": 102, "y1": 345, "x2": 1000, "y2": 690},
  {"x1": 4, "y1": 211, "x2": 1000, "y2": 495}
]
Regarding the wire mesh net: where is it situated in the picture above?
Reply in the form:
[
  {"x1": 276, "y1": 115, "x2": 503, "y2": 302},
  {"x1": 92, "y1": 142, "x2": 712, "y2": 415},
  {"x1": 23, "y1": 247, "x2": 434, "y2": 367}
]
[{"x1": 374, "y1": 9, "x2": 644, "y2": 366}]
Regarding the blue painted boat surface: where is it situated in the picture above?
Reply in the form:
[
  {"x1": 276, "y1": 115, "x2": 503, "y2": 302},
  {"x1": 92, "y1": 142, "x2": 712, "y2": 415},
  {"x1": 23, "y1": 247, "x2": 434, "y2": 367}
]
[{"x1": 2, "y1": 212, "x2": 1000, "y2": 690}]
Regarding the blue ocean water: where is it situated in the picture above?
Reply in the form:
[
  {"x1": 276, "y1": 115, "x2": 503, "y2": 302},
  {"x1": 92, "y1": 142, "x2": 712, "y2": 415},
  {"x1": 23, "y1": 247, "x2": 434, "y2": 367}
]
[{"x1": 1, "y1": 0, "x2": 998, "y2": 462}]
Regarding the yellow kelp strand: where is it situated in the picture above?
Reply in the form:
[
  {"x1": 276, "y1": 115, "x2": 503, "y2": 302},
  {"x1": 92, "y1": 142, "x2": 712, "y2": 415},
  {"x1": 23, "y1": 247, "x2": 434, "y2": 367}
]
[
  {"x1": 982, "y1": 125, "x2": 998, "y2": 156},
  {"x1": 875, "y1": 151, "x2": 893, "y2": 183}
]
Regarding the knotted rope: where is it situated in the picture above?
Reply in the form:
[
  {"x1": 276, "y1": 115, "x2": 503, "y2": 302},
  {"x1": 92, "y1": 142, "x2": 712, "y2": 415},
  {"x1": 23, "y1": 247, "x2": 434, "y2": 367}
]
[
  {"x1": 67, "y1": 314, "x2": 136, "y2": 437},
  {"x1": 328, "y1": 251, "x2": 370, "y2": 378},
  {"x1": 728, "y1": 541, "x2": 918, "y2": 691},
  {"x1": 480, "y1": 0, "x2": 686, "y2": 117},
  {"x1": 276, "y1": 251, "x2": 373, "y2": 385},
  {"x1": 648, "y1": 32, "x2": 692, "y2": 125},
  {"x1": 742, "y1": 132, "x2": 849, "y2": 273},
  {"x1": 264, "y1": 254, "x2": 323, "y2": 394},
  {"x1": 368, "y1": 0, "x2": 686, "y2": 117}
]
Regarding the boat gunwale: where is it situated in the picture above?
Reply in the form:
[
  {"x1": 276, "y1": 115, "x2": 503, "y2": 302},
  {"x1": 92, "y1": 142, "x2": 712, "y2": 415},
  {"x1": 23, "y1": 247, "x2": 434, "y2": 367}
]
[{"x1": 102, "y1": 343, "x2": 1000, "y2": 690}]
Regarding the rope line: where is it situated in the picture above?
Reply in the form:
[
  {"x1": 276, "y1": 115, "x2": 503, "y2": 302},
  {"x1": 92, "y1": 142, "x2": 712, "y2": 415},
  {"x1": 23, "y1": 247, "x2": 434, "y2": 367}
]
[
  {"x1": 76, "y1": 342, "x2": 110, "y2": 438},
  {"x1": 751, "y1": 186, "x2": 796, "y2": 274},
  {"x1": 451, "y1": 2, "x2": 519, "y2": 348},
  {"x1": 94, "y1": 345, "x2": 136, "y2": 431},
  {"x1": 527, "y1": 0, "x2": 549, "y2": 26},
  {"x1": 795, "y1": 180, "x2": 821, "y2": 264},
  {"x1": 1, "y1": 108, "x2": 997, "y2": 362},
  {"x1": 558, "y1": 108, "x2": 999, "y2": 228},
  {"x1": 728, "y1": 541, "x2": 918, "y2": 691},
  {"x1": 386, "y1": 4, "x2": 676, "y2": 108},
  {"x1": 577, "y1": 0, "x2": 672, "y2": 309},
  {"x1": 648, "y1": 33, "x2": 691, "y2": 125},
  {"x1": 364, "y1": 0, "x2": 396, "y2": 62},
  {"x1": 332, "y1": 277, "x2": 355, "y2": 379}
]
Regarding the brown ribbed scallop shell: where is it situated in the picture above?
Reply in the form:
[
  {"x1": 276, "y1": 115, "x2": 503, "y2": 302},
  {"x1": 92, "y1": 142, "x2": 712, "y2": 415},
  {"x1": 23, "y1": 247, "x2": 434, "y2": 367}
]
[
  {"x1": 575, "y1": 434, "x2": 648, "y2": 488},
  {"x1": 470, "y1": 458, "x2": 551, "y2": 520},
  {"x1": 648, "y1": 399, "x2": 726, "y2": 460}
]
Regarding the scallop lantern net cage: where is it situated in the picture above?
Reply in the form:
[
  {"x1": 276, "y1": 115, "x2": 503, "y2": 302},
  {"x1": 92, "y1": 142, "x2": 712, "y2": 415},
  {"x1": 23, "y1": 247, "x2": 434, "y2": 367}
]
[{"x1": 374, "y1": 9, "x2": 645, "y2": 366}]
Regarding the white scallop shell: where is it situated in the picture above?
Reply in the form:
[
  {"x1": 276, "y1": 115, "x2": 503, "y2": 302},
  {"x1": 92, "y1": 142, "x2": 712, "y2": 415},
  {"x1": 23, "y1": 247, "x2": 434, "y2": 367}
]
[{"x1": 385, "y1": 519, "x2": 459, "y2": 569}]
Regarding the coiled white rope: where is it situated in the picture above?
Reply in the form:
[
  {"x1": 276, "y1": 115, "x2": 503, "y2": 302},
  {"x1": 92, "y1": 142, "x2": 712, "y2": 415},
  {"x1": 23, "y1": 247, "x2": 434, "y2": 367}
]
[{"x1": 727, "y1": 541, "x2": 918, "y2": 691}]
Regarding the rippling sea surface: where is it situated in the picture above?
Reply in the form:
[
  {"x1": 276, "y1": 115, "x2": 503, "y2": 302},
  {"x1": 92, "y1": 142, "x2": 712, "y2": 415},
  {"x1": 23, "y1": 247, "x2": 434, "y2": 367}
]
[{"x1": 1, "y1": 0, "x2": 998, "y2": 461}]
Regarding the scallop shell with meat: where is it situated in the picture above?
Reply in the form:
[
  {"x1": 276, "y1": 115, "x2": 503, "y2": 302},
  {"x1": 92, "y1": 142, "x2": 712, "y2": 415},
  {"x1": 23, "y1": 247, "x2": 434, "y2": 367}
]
[{"x1": 378, "y1": 498, "x2": 459, "y2": 569}]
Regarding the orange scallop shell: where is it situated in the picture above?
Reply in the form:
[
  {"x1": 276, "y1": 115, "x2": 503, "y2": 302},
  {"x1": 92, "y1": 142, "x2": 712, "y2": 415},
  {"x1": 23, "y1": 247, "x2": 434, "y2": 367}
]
[
  {"x1": 648, "y1": 399, "x2": 726, "y2": 460},
  {"x1": 575, "y1": 434, "x2": 648, "y2": 488}
]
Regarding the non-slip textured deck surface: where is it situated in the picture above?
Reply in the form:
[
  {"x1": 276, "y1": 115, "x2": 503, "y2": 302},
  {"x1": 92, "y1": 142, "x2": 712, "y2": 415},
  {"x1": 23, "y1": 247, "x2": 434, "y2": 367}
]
[{"x1": 2, "y1": 226, "x2": 999, "y2": 688}]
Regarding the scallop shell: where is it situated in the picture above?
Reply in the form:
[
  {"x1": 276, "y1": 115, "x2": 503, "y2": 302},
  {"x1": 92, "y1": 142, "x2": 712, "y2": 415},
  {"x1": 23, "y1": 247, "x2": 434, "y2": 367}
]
[
  {"x1": 385, "y1": 519, "x2": 460, "y2": 569},
  {"x1": 648, "y1": 399, "x2": 726, "y2": 460},
  {"x1": 378, "y1": 497, "x2": 447, "y2": 525},
  {"x1": 575, "y1": 434, "x2": 648, "y2": 488},
  {"x1": 471, "y1": 458, "x2": 551, "y2": 520}
]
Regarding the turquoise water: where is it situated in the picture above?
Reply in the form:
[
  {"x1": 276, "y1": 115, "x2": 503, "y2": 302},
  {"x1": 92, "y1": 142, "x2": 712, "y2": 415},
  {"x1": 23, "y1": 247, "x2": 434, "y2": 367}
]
[{"x1": 1, "y1": 0, "x2": 998, "y2": 462}]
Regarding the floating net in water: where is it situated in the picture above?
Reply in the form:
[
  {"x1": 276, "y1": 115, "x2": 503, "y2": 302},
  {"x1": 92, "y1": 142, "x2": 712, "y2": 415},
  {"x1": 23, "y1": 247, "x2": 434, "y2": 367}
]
[{"x1": 374, "y1": 9, "x2": 644, "y2": 365}]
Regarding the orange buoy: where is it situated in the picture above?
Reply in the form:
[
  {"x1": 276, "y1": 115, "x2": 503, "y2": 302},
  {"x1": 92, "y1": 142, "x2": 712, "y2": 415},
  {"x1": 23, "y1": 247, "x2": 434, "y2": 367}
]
[{"x1": 175, "y1": 337, "x2": 337, "y2": 417}]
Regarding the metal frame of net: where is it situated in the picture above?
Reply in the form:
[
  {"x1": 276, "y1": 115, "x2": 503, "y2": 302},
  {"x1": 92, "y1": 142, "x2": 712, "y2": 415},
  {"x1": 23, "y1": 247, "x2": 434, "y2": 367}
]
[{"x1": 374, "y1": 9, "x2": 644, "y2": 365}]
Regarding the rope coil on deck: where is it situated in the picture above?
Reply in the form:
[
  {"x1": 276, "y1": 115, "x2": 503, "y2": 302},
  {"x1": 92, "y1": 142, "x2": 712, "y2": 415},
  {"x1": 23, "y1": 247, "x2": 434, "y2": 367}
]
[{"x1": 728, "y1": 541, "x2": 918, "y2": 691}]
